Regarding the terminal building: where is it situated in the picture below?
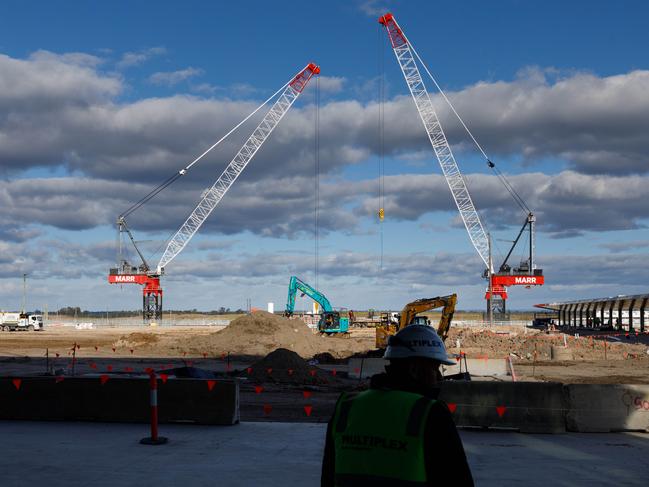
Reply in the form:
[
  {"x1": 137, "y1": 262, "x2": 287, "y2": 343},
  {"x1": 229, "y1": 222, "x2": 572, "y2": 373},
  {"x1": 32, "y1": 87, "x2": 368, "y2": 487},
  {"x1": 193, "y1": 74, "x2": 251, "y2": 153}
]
[{"x1": 536, "y1": 293, "x2": 649, "y2": 332}]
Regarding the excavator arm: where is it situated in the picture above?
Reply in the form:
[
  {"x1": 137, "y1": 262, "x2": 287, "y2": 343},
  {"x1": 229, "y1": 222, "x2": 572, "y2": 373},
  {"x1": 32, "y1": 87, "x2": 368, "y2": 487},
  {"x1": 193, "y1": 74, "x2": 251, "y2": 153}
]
[
  {"x1": 376, "y1": 294, "x2": 457, "y2": 348},
  {"x1": 285, "y1": 276, "x2": 333, "y2": 317},
  {"x1": 398, "y1": 294, "x2": 457, "y2": 339}
]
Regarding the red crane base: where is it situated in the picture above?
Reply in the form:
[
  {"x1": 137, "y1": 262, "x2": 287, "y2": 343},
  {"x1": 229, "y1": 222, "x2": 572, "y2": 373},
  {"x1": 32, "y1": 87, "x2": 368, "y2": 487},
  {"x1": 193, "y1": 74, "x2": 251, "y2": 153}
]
[{"x1": 108, "y1": 274, "x2": 163, "y2": 322}]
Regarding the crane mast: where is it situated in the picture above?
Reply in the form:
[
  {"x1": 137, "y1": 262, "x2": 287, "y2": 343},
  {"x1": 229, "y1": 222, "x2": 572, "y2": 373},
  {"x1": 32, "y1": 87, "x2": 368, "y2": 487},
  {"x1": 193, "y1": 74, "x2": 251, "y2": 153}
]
[
  {"x1": 109, "y1": 63, "x2": 320, "y2": 321},
  {"x1": 378, "y1": 13, "x2": 490, "y2": 270}
]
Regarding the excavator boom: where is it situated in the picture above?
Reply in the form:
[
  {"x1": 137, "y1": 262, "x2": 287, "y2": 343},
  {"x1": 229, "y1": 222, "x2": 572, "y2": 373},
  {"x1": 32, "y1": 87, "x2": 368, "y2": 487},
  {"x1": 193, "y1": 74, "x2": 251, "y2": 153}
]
[
  {"x1": 376, "y1": 294, "x2": 457, "y2": 348},
  {"x1": 285, "y1": 275, "x2": 333, "y2": 316}
]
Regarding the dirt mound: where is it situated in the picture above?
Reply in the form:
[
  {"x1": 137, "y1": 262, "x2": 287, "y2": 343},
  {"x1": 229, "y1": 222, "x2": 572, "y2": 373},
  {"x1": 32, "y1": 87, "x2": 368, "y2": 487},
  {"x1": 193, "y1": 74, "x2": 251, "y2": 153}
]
[
  {"x1": 242, "y1": 348, "x2": 346, "y2": 385},
  {"x1": 244, "y1": 348, "x2": 316, "y2": 383},
  {"x1": 446, "y1": 328, "x2": 649, "y2": 361},
  {"x1": 179, "y1": 311, "x2": 321, "y2": 357},
  {"x1": 114, "y1": 332, "x2": 160, "y2": 348}
]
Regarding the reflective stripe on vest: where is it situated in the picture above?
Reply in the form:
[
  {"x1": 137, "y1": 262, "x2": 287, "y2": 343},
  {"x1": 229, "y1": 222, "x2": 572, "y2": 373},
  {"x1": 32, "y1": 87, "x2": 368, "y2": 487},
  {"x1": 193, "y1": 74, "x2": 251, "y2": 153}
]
[{"x1": 332, "y1": 389, "x2": 434, "y2": 486}]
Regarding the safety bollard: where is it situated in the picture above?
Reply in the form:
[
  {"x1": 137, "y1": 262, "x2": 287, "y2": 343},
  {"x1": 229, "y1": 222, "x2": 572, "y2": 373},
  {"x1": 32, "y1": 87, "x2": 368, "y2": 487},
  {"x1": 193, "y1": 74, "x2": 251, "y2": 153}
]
[{"x1": 140, "y1": 372, "x2": 168, "y2": 445}]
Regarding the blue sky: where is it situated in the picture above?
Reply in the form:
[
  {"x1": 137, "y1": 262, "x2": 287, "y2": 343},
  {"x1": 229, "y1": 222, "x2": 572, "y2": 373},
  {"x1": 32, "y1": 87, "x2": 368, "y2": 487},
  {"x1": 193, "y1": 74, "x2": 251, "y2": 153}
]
[{"x1": 0, "y1": 0, "x2": 648, "y2": 313}]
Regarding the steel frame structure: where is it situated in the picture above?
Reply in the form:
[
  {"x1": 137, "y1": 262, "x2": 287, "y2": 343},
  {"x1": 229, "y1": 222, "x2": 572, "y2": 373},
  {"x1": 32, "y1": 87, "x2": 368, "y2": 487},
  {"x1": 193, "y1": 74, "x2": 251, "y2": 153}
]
[
  {"x1": 379, "y1": 13, "x2": 490, "y2": 269},
  {"x1": 379, "y1": 13, "x2": 544, "y2": 318},
  {"x1": 157, "y1": 64, "x2": 320, "y2": 273},
  {"x1": 109, "y1": 63, "x2": 319, "y2": 321}
]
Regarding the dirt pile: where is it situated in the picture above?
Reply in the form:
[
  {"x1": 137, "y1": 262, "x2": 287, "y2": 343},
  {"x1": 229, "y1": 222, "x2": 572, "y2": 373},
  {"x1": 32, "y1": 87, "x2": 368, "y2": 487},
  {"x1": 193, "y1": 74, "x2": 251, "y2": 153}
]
[
  {"x1": 243, "y1": 348, "x2": 317, "y2": 384},
  {"x1": 179, "y1": 311, "x2": 321, "y2": 357},
  {"x1": 446, "y1": 328, "x2": 649, "y2": 361},
  {"x1": 113, "y1": 332, "x2": 160, "y2": 349}
]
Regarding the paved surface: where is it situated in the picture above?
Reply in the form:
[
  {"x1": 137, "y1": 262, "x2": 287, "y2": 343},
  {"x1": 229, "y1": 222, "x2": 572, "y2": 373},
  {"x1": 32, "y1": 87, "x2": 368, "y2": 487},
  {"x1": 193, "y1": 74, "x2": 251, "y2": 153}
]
[{"x1": 0, "y1": 421, "x2": 647, "y2": 486}]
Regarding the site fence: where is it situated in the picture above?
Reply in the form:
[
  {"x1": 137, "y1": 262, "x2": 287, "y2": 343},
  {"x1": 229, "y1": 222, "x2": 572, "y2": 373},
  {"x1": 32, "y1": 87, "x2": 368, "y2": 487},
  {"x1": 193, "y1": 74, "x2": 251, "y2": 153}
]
[
  {"x1": 46, "y1": 318, "x2": 231, "y2": 328},
  {"x1": 43, "y1": 317, "x2": 532, "y2": 330},
  {"x1": 454, "y1": 320, "x2": 532, "y2": 328}
]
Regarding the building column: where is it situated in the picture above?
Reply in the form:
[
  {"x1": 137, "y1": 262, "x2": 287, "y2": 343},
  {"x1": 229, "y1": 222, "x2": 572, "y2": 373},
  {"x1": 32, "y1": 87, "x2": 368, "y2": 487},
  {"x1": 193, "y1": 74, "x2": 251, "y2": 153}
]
[
  {"x1": 572, "y1": 304, "x2": 578, "y2": 328},
  {"x1": 599, "y1": 302, "x2": 605, "y2": 328},
  {"x1": 617, "y1": 300, "x2": 624, "y2": 330},
  {"x1": 585, "y1": 302, "x2": 593, "y2": 327},
  {"x1": 628, "y1": 299, "x2": 637, "y2": 332},
  {"x1": 608, "y1": 301, "x2": 615, "y2": 327},
  {"x1": 640, "y1": 298, "x2": 648, "y2": 333}
]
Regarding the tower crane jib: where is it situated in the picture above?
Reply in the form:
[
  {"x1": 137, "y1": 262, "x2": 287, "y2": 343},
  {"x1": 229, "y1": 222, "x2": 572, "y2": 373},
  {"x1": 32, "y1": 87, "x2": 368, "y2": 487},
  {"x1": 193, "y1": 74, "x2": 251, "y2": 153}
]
[{"x1": 378, "y1": 13, "x2": 491, "y2": 270}]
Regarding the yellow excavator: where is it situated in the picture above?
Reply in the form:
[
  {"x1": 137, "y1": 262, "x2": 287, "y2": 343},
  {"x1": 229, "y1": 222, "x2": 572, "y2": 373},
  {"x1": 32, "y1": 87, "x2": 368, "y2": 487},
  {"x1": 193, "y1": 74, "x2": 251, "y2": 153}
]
[{"x1": 375, "y1": 294, "x2": 457, "y2": 349}]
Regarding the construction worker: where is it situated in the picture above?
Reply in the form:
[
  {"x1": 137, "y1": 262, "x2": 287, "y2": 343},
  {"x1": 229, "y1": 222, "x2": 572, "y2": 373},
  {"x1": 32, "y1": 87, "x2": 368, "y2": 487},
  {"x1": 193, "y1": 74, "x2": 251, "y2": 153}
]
[{"x1": 321, "y1": 325, "x2": 474, "y2": 486}]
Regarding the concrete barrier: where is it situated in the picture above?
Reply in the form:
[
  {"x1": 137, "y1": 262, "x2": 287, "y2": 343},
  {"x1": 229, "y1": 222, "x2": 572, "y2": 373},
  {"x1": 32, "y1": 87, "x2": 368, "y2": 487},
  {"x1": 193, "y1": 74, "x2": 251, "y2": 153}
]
[
  {"x1": 348, "y1": 358, "x2": 386, "y2": 379},
  {"x1": 565, "y1": 384, "x2": 649, "y2": 432},
  {"x1": 550, "y1": 345, "x2": 573, "y2": 361},
  {"x1": 443, "y1": 358, "x2": 509, "y2": 378},
  {"x1": 439, "y1": 381, "x2": 566, "y2": 433},
  {"x1": 0, "y1": 376, "x2": 239, "y2": 425},
  {"x1": 348, "y1": 357, "x2": 510, "y2": 379}
]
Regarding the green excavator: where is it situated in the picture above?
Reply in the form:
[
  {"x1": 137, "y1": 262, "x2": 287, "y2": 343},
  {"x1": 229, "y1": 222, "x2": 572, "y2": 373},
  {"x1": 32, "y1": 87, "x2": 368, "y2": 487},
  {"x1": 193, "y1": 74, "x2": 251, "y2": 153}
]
[{"x1": 284, "y1": 276, "x2": 349, "y2": 334}]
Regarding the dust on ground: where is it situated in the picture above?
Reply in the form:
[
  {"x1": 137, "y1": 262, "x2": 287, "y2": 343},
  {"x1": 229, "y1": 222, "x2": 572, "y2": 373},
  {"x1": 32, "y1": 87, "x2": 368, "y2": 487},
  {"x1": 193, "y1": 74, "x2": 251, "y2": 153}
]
[
  {"x1": 114, "y1": 332, "x2": 160, "y2": 349},
  {"x1": 1, "y1": 315, "x2": 649, "y2": 384}
]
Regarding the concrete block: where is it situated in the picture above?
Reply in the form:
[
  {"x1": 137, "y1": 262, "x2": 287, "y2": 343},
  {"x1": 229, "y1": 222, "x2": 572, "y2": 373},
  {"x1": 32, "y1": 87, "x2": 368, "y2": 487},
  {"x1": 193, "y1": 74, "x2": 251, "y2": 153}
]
[
  {"x1": 565, "y1": 384, "x2": 649, "y2": 433},
  {"x1": 348, "y1": 357, "x2": 509, "y2": 379},
  {"x1": 0, "y1": 376, "x2": 239, "y2": 425},
  {"x1": 443, "y1": 358, "x2": 509, "y2": 377},
  {"x1": 348, "y1": 358, "x2": 386, "y2": 379},
  {"x1": 439, "y1": 381, "x2": 566, "y2": 433},
  {"x1": 550, "y1": 345, "x2": 573, "y2": 360}
]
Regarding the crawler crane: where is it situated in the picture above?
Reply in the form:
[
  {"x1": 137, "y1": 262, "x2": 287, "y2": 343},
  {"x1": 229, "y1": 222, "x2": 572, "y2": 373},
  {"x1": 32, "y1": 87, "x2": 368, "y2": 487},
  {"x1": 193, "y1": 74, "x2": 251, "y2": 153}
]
[
  {"x1": 108, "y1": 64, "x2": 320, "y2": 321},
  {"x1": 378, "y1": 13, "x2": 543, "y2": 317}
]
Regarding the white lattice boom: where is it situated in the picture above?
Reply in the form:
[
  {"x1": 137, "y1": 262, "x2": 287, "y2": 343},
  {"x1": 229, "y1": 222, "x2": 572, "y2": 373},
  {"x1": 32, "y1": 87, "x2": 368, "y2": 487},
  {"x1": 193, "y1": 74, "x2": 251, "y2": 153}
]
[
  {"x1": 379, "y1": 13, "x2": 490, "y2": 269},
  {"x1": 156, "y1": 63, "x2": 320, "y2": 273}
]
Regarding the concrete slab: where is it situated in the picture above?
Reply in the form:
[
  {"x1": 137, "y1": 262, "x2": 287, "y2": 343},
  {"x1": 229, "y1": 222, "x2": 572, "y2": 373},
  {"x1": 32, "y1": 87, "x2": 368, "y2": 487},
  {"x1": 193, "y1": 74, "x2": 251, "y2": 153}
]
[{"x1": 0, "y1": 420, "x2": 647, "y2": 486}]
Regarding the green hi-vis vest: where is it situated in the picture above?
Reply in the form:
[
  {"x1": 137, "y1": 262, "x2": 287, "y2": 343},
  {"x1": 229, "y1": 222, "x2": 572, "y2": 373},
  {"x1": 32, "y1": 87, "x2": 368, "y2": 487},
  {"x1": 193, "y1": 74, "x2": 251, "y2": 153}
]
[{"x1": 332, "y1": 389, "x2": 435, "y2": 487}]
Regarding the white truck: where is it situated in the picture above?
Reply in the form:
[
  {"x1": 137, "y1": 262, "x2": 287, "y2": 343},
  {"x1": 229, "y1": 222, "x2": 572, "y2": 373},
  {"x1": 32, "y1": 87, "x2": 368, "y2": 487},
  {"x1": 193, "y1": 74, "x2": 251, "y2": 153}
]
[{"x1": 0, "y1": 312, "x2": 43, "y2": 331}]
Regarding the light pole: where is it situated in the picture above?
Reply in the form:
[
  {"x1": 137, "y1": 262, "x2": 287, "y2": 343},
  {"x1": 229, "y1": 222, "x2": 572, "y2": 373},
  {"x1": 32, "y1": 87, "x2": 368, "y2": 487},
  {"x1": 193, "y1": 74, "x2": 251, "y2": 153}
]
[
  {"x1": 22, "y1": 273, "x2": 27, "y2": 315},
  {"x1": 487, "y1": 234, "x2": 493, "y2": 327}
]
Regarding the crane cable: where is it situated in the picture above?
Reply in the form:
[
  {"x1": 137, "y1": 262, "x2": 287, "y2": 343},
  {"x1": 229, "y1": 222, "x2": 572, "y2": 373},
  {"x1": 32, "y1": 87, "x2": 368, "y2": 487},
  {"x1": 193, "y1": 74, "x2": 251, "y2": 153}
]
[
  {"x1": 378, "y1": 22, "x2": 386, "y2": 271},
  {"x1": 120, "y1": 79, "x2": 292, "y2": 219},
  {"x1": 407, "y1": 43, "x2": 531, "y2": 215},
  {"x1": 314, "y1": 76, "x2": 320, "y2": 290}
]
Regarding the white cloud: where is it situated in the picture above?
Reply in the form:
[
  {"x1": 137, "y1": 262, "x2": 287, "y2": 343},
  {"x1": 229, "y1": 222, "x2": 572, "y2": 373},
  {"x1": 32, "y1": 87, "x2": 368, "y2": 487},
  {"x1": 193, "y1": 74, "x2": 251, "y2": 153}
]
[
  {"x1": 116, "y1": 47, "x2": 166, "y2": 69},
  {"x1": 315, "y1": 76, "x2": 346, "y2": 93},
  {"x1": 4, "y1": 50, "x2": 649, "y2": 184},
  {"x1": 149, "y1": 67, "x2": 203, "y2": 86},
  {"x1": 358, "y1": 0, "x2": 391, "y2": 17}
]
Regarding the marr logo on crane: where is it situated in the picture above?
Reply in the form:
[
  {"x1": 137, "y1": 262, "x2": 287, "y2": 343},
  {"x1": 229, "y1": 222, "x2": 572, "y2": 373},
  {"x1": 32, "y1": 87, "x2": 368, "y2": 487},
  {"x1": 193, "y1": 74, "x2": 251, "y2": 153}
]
[
  {"x1": 112, "y1": 275, "x2": 137, "y2": 283},
  {"x1": 514, "y1": 276, "x2": 539, "y2": 285}
]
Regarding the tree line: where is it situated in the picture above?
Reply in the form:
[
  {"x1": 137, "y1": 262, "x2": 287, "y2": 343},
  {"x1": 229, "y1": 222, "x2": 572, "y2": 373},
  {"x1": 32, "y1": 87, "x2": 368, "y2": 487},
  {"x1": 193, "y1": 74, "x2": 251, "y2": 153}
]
[{"x1": 49, "y1": 307, "x2": 245, "y2": 317}]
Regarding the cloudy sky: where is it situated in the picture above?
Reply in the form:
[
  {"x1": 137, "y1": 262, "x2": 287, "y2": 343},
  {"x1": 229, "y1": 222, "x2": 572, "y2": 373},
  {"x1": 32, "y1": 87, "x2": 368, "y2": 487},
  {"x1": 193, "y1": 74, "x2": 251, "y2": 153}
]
[{"x1": 1, "y1": 0, "x2": 648, "y2": 313}]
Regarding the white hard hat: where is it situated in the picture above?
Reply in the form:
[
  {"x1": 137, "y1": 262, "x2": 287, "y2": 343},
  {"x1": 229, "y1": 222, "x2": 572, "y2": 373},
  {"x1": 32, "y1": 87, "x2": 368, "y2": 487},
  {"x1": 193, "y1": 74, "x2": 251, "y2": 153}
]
[{"x1": 383, "y1": 325, "x2": 455, "y2": 365}]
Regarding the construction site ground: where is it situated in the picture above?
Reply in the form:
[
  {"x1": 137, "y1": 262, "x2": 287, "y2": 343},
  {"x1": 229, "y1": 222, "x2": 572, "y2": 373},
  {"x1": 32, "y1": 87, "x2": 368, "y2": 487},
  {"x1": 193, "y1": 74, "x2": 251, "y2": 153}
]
[
  {"x1": 1, "y1": 421, "x2": 647, "y2": 486},
  {"x1": 2, "y1": 312, "x2": 649, "y2": 422}
]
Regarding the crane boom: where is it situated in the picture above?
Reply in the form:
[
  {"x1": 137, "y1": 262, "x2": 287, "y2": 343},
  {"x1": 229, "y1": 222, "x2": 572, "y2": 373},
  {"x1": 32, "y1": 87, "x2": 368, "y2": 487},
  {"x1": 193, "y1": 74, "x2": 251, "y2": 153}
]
[
  {"x1": 156, "y1": 63, "x2": 320, "y2": 273},
  {"x1": 379, "y1": 13, "x2": 490, "y2": 269}
]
